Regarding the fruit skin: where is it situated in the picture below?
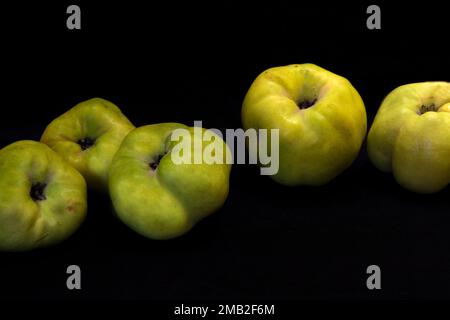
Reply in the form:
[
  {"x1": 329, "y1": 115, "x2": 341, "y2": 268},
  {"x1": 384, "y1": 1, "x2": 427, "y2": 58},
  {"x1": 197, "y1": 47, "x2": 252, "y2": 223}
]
[
  {"x1": 368, "y1": 82, "x2": 450, "y2": 194},
  {"x1": 109, "y1": 123, "x2": 231, "y2": 240},
  {"x1": 242, "y1": 63, "x2": 367, "y2": 186},
  {"x1": 41, "y1": 98, "x2": 135, "y2": 189},
  {"x1": 0, "y1": 140, "x2": 87, "y2": 251}
]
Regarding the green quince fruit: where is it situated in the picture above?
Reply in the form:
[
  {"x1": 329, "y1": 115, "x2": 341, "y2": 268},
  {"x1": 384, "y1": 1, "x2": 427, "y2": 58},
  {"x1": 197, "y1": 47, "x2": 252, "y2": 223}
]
[
  {"x1": 109, "y1": 123, "x2": 231, "y2": 240},
  {"x1": 368, "y1": 82, "x2": 450, "y2": 193},
  {"x1": 0, "y1": 140, "x2": 87, "y2": 251},
  {"x1": 41, "y1": 98, "x2": 135, "y2": 189},
  {"x1": 242, "y1": 63, "x2": 367, "y2": 186}
]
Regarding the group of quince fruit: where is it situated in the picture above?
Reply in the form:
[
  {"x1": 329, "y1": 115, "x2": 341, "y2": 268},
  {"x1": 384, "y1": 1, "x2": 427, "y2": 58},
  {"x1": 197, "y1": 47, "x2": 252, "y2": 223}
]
[{"x1": 0, "y1": 64, "x2": 449, "y2": 251}]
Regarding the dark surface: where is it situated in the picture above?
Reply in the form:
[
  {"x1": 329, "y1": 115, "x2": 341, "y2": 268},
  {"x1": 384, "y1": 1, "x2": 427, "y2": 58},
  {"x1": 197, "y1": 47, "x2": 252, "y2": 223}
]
[{"x1": 0, "y1": 1, "x2": 449, "y2": 303}]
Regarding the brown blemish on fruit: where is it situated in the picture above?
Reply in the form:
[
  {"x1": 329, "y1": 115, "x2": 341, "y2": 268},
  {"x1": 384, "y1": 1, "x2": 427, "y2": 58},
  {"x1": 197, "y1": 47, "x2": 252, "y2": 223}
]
[{"x1": 67, "y1": 203, "x2": 76, "y2": 213}]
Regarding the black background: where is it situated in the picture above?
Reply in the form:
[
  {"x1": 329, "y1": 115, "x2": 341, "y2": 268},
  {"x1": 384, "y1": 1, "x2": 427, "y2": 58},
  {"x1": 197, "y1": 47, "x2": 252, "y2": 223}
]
[{"x1": 0, "y1": 0, "x2": 449, "y2": 306}]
